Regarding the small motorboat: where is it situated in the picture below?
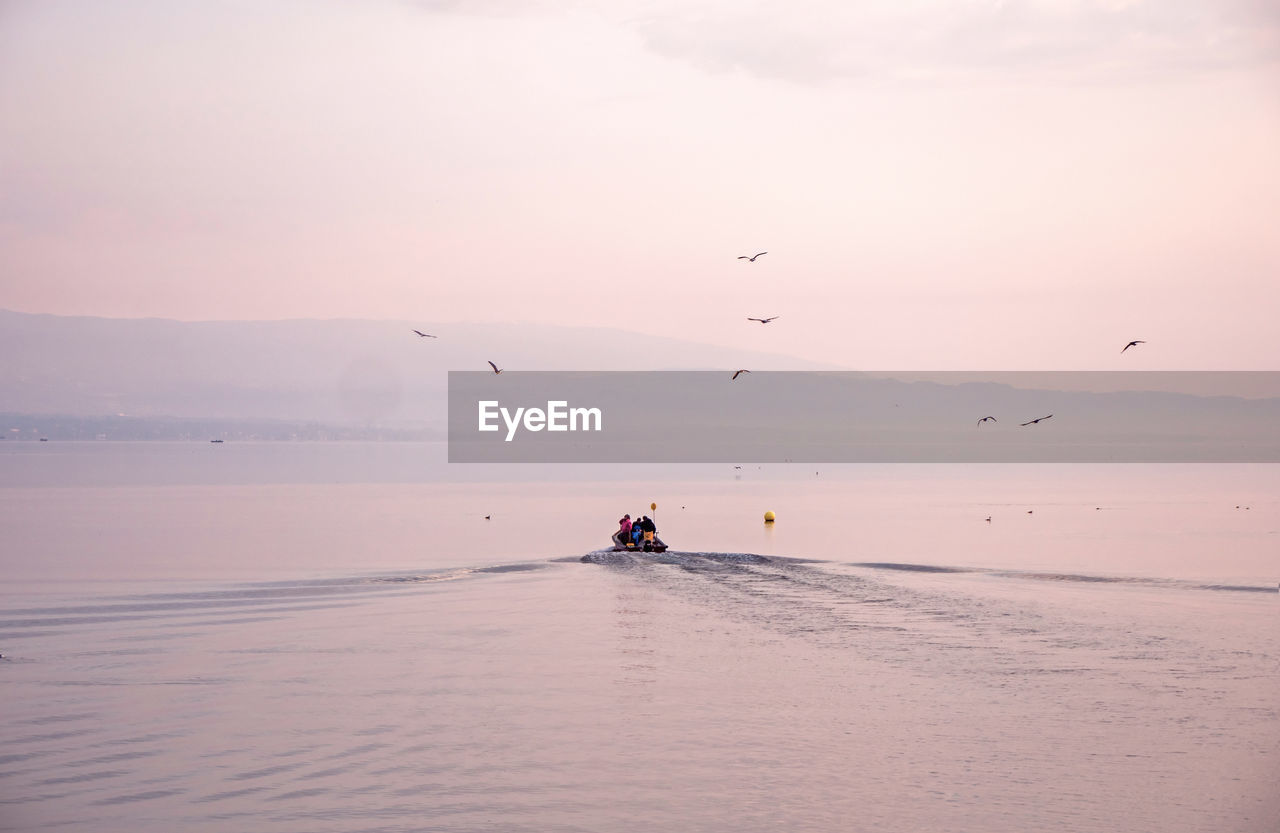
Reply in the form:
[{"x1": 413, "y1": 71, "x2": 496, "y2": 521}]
[{"x1": 611, "y1": 531, "x2": 667, "y2": 553}]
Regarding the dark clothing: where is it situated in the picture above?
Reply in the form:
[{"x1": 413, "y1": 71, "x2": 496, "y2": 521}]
[{"x1": 638, "y1": 517, "x2": 656, "y2": 534}]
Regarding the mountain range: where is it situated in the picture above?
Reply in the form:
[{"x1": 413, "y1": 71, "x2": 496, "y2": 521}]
[{"x1": 0, "y1": 309, "x2": 830, "y2": 431}]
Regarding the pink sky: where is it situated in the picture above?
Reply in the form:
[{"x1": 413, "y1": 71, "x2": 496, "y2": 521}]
[{"x1": 2, "y1": 0, "x2": 1278, "y2": 369}]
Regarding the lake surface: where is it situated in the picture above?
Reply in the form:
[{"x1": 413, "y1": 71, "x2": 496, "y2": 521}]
[{"x1": 1, "y1": 442, "x2": 1278, "y2": 831}]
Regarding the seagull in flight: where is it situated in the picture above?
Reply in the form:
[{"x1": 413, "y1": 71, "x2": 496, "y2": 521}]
[
  {"x1": 738, "y1": 252, "x2": 767, "y2": 262},
  {"x1": 977, "y1": 416, "x2": 997, "y2": 426},
  {"x1": 731, "y1": 369, "x2": 751, "y2": 380},
  {"x1": 1020, "y1": 415, "x2": 1053, "y2": 426},
  {"x1": 487, "y1": 361, "x2": 503, "y2": 374},
  {"x1": 747, "y1": 316, "x2": 779, "y2": 324},
  {"x1": 412, "y1": 330, "x2": 437, "y2": 339},
  {"x1": 1121, "y1": 340, "x2": 1146, "y2": 353}
]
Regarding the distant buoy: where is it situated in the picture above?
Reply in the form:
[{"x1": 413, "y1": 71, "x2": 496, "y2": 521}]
[{"x1": 764, "y1": 511, "x2": 776, "y2": 523}]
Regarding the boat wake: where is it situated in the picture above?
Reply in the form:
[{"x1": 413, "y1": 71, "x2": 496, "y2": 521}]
[
  {"x1": 583, "y1": 550, "x2": 1277, "y2": 594},
  {"x1": 847, "y1": 561, "x2": 1278, "y2": 594},
  {"x1": 0, "y1": 564, "x2": 551, "y2": 644},
  {"x1": 575, "y1": 549, "x2": 1280, "y2": 686}
]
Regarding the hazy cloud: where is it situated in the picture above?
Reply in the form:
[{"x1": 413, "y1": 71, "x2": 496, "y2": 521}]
[
  {"x1": 406, "y1": 0, "x2": 580, "y2": 15},
  {"x1": 617, "y1": 0, "x2": 1280, "y2": 84},
  {"x1": 399, "y1": 0, "x2": 1280, "y2": 83}
]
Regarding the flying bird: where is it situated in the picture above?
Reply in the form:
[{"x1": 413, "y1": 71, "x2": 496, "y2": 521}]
[
  {"x1": 1020, "y1": 415, "x2": 1053, "y2": 426},
  {"x1": 412, "y1": 330, "x2": 437, "y2": 339},
  {"x1": 484, "y1": 514, "x2": 491, "y2": 520},
  {"x1": 1121, "y1": 340, "x2": 1146, "y2": 353},
  {"x1": 731, "y1": 369, "x2": 751, "y2": 380},
  {"x1": 487, "y1": 361, "x2": 503, "y2": 374},
  {"x1": 977, "y1": 416, "x2": 997, "y2": 426},
  {"x1": 738, "y1": 252, "x2": 767, "y2": 262},
  {"x1": 747, "y1": 316, "x2": 779, "y2": 324}
]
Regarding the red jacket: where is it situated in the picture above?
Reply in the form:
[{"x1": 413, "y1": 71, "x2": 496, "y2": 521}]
[{"x1": 618, "y1": 517, "x2": 632, "y2": 535}]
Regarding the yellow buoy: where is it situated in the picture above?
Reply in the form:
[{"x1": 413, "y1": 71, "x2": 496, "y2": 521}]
[{"x1": 763, "y1": 510, "x2": 776, "y2": 523}]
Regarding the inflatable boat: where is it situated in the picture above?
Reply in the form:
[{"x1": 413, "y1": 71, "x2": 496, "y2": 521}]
[{"x1": 611, "y1": 531, "x2": 668, "y2": 553}]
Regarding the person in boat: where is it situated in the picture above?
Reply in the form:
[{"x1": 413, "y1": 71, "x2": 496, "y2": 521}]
[
  {"x1": 617, "y1": 514, "x2": 634, "y2": 548},
  {"x1": 638, "y1": 515, "x2": 657, "y2": 550},
  {"x1": 631, "y1": 521, "x2": 644, "y2": 546}
]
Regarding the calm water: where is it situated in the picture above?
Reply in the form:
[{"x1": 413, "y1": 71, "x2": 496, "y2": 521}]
[{"x1": 1, "y1": 442, "x2": 1278, "y2": 832}]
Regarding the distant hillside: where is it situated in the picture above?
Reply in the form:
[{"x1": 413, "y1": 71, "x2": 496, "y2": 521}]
[
  {"x1": 0, "y1": 412, "x2": 438, "y2": 442},
  {"x1": 0, "y1": 310, "x2": 832, "y2": 427}
]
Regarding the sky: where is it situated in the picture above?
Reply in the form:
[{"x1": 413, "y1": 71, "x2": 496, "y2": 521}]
[{"x1": 1, "y1": 0, "x2": 1278, "y2": 369}]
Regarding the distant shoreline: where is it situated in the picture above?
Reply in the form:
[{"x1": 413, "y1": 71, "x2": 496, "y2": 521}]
[{"x1": 0, "y1": 413, "x2": 443, "y2": 442}]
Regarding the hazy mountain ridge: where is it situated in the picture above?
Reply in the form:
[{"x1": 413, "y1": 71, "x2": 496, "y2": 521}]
[
  {"x1": 0, "y1": 413, "x2": 438, "y2": 442},
  {"x1": 5, "y1": 311, "x2": 1277, "y2": 452},
  {"x1": 0, "y1": 310, "x2": 833, "y2": 426}
]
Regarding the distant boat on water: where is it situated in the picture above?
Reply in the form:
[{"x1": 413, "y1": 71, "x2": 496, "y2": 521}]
[{"x1": 210, "y1": 439, "x2": 224, "y2": 443}]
